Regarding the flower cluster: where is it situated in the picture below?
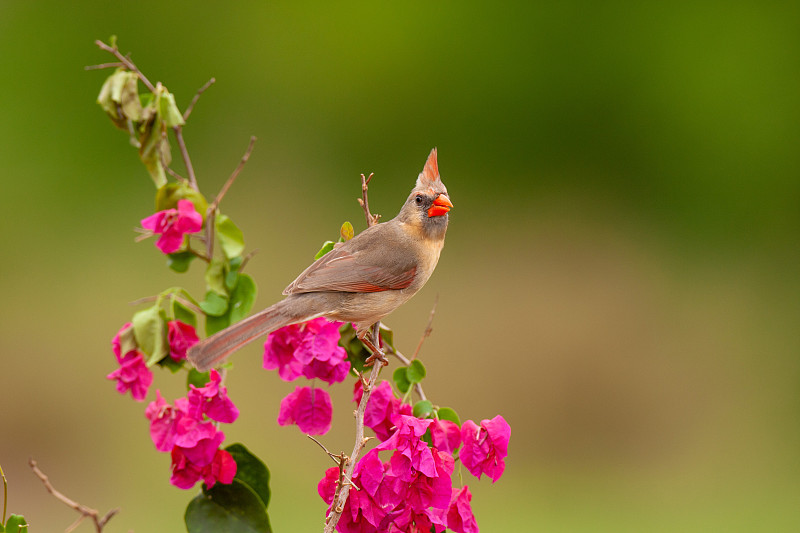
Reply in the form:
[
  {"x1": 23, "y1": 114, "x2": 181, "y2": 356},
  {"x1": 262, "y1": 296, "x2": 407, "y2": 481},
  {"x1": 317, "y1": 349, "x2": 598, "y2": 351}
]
[
  {"x1": 319, "y1": 383, "x2": 511, "y2": 533},
  {"x1": 264, "y1": 318, "x2": 350, "y2": 435},
  {"x1": 145, "y1": 370, "x2": 239, "y2": 489},
  {"x1": 140, "y1": 199, "x2": 203, "y2": 254}
]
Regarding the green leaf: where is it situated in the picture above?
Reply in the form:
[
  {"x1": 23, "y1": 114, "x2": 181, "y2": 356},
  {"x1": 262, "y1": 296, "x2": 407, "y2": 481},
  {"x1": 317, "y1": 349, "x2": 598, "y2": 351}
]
[
  {"x1": 436, "y1": 407, "x2": 461, "y2": 426},
  {"x1": 205, "y1": 313, "x2": 230, "y2": 337},
  {"x1": 225, "y1": 269, "x2": 239, "y2": 292},
  {"x1": 225, "y1": 443, "x2": 271, "y2": 508},
  {"x1": 229, "y1": 274, "x2": 257, "y2": 324},
  {"x1": 338, "y1": 323, "x2": 369, "y2": 373},
  {"x1": 96, "y1": 69, "x2": 131, "y2": 120},
  {"x1": 118, "y1": 323, "x2": 138, "y2": 357},
  {"x1": 406, "y1": 359, "x2": 426, "y2": 384},
  {"x1": 185, "y1": 480, "x2": 271, "y2": 533},
  {"x1": 118, "y1": 72, "x2": 143, "y2": 122},
  {"x1": 187, "y1": 368, "x2": 210, "y2": 389},
  {"x1": 340, "y1": 221, "x2": 354, "y2": 241},
  {"x1": 167, "y1": 251, "x2": 196, "y2": 273},
  {"x1": 229, "y1": 256, "x2": 244, "y2": 270},
  {"x1": 393, "y1": 367, "x2": 411, "y2": 394},
  {"x1": 378, "y1": 323, "x2": 395, "y2": 351},
  {"x1": 4, "y1": 515, "x2": 28, "y2": 533},
  {"x1": 157, "y1": 354, "x2": 183, "y2": 373},
  {"x1": 413, "y1": 400, "x2": 433, "y2": 418},
  {"x1": 138, "y1": 117, "x2": 168, "y2": 188},
  {"x1": 314, "y1": 240, "x2": 335, "y2": 260},
  {"x1": 155, "y1": 183, "x2": 208, "y2": 219},
  {"x1": 206, "y1": 259, "x2": 227, "y2": 296},
  {"x1": 171, "y1": 296, "x2": 197, "y2": 327},
  {"x1": 199, "y1": 291, "x2": 229, "y2": 317},
  {"x1": 132, "y1": 305, "x2": 167, "y2": 366},
  {"x1": 216, "y1": 215, "x2": 245, "y2": 259},
  {"x1": 157, "y1": 88, "x2": 186, "y2": 127}
]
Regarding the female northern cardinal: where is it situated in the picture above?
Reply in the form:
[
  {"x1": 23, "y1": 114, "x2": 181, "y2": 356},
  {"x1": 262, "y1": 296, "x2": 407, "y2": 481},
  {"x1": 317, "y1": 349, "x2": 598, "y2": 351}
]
[{"x1": 188, "y1": 148, "x2": 452, "y2": 372}]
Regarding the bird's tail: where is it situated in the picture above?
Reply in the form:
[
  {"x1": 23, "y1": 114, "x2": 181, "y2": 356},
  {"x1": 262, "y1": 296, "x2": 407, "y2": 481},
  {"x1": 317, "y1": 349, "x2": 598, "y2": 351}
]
[{"x1": 187, "y1": 297, "x2": 320, "y2": 372}]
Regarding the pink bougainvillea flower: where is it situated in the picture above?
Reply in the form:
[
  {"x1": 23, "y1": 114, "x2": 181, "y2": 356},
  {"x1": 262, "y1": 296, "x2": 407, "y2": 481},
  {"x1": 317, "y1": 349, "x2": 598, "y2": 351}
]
[
  {"x1": 145, "y1": 391, "x2": 218, "y2": 452},
  {"x1": 107, "y1": 350, "x2": 153, "y2": 401},
  {"x1": 187, "y1": 369, "x2": 239, "y2": 424},
  {"x1": 445, "y1": 486, "x2": 479, "y2": 533},
  {"x1": 353, "y1": 380, "x2": 412, "y2": 441},
  {"x1": 430, "y1": 418, "x2": 462, "y2": 454},
  {"x1": 377, "y1": 415, "x2": 435, "y2": 478},
  {"x1": 167, "y1": 320, "x2": 199, "y2": 361},
  {"x1": 385, "y1": 446, "x2": 454, "y2": 512},
  {"x1": 318, "y1": 466, "x2": 339, "y2": 505},
  {"x1": 277, "y1": 386, "x2": 332, "y2": 435},
  {"x1": 145, "y1": 391, "x2": 182, "y2": 451},
  {"x1": 206, "y1": 447, "x2": 237, "y2": 487},
  {"x1": 264, "y1": 318, "x2": 350, "y2": 383},
  {"x1": 318, "y1": 451, "x2": 390, "y2": 533},
  {"x1": 169, "y1": 430, "x2": 237, "y2": 490},
  {"x1": 460, "y1": 415, "x2": 511, "y2": 482},
  {"x1": 140, "y1": 199, "x2": 203, "y2": 254}
]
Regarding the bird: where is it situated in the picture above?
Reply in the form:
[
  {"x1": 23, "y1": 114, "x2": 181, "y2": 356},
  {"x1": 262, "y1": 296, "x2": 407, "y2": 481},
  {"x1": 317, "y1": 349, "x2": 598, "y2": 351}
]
[{"x1": 188, "y1": 148, "x2": 453, "y2": 372}]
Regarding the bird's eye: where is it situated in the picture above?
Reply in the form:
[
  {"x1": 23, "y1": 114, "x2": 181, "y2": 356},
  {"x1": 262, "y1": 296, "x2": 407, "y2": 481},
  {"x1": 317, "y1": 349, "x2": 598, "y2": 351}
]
[{"x1": 415, "y1": 195, "x2": 423, "y2": 205}]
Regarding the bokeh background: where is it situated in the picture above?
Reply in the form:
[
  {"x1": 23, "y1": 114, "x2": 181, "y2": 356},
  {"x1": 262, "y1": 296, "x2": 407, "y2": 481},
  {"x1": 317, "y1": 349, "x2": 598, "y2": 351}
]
[{"x1": 1, "y1": 1, "x2": 799, "y2": 531}]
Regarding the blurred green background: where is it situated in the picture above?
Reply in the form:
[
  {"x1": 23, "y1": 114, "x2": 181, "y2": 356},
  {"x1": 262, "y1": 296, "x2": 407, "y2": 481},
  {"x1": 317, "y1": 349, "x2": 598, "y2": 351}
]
[{"x1": 1, "y1": 1, "x2": 799, "y2": 531}]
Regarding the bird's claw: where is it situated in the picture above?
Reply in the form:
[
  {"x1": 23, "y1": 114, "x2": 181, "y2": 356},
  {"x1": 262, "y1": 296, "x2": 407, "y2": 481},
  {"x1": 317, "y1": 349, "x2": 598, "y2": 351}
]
[{"x1": 364, "y1": 352, "x2": 389, "y2": 367}]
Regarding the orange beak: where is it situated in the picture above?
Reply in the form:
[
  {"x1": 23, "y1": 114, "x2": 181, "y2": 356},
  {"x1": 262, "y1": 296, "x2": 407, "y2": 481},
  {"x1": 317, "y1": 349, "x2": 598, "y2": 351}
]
[{"x1": 427, "y1": 194, "x2": 453, "y2": 217}]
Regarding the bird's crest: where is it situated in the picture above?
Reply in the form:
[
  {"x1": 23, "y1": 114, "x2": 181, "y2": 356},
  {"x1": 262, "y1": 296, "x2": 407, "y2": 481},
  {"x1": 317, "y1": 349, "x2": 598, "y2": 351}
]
[{"x1": 415, "y1": 148, "x2": 445, "y2": 191}]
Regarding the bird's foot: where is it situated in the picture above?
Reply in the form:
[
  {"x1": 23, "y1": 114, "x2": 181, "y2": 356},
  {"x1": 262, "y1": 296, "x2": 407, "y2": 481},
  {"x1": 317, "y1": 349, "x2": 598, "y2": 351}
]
[{"x1": 364, "y1": 351, "x2": 389, "y2": 367}]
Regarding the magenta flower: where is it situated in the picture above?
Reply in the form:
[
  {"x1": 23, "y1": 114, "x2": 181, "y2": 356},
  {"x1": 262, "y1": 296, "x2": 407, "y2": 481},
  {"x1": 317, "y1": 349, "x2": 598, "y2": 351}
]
[
  {"x1": 145, "y1": 391, "x2": 217, "y2": 452},
  {"x1": 446, "y1": 486, "x2": 479, "y2": 533},
  {"x1": 264, "y1": 318, "x2": 350, "y2": 383},
  {"x1": 384, "y1": 446, "x2": 454, "y2": 512},
  {"x1": 430, "y1": 419, "x2": 462, "y2": 454},
  {"x1": 167, "y1": 320, "x2": 199, "y2": 361},
  {"x1": 107, "y1": 351, "x2": 153, "y2": 401},
  {"x1": 107, "y1": 323, "x2": 152, "y2": 401},
  {"x1": 353, "y1": 380, "x2": 412, "y2": 441},
  {"x1": 187, "y1": 369, "x2": 239, "y2": 424},
  {"x1": 170, "y1": 431, "x2": 237, "y2": 490},
  {"x1": 318, "y1": 451, "x2": 390, "y2": 532},
  {"x1": 460, "y1": 415, "x2": 511, "y2": 482},
  {"x1": 277, "y1": 386, "x2": 332, "y2": 435},
  {"x1": 377, "y1": 415, "x2": 435, "y2": 478},
  {"x1": 146, "y1": 385, "x2": 239, "y2": 490},
  {"x1": 140, "y1": 199, "x2": 203, "y2": 254}
]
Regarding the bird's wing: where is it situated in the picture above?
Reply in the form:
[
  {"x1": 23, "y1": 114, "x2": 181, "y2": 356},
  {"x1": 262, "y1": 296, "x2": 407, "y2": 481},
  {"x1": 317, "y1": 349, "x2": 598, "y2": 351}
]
[{"x1": 283, "y1": 246, "x2": 417, "y2": 295}]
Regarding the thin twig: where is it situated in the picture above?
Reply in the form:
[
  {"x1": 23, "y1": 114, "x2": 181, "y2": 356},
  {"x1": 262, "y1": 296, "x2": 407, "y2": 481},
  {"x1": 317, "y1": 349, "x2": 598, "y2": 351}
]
[
  {"x1": 205, "y1": 136, "x2": 258, "y2": 259},
  {"x1": 210, "y1": 136, "x2": 257, "y2": 210},
  {"x1": 183, "y1": 77, "x2": 216, "y2": 121},
  {"x1": 412, "y1": 294, "x2": 438, "y2": 360},
  {"x1": 94, "y1": 40, "x2": 156, "y2": 93},
  {"x1": 239, "y1": 248, "x2": 259, "y2": 272},
  {"x1": 357, "y1": 173, "x2": 380, "y2": 227},
  {"x1": 323, "y1": 322, "x2": 384, "y2": 533},
  {"x1": 307, "y1": 435, "x2": 341, "y2": 465},
  {"x1": 29, "y1": 458, "x2": 120, "y2": 533},
  {"x1": 173, "y1": 127, "x2": 198, "y2": 191},
  {"x1": 84, "y1": 62, "x2": 125, "y2": 71}
]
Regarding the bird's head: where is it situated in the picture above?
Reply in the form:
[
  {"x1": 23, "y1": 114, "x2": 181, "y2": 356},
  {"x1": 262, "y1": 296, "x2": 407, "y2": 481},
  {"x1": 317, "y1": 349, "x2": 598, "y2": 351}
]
[{"x1": 398, "y1": 148, "x2": 453, "y2": 236}]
